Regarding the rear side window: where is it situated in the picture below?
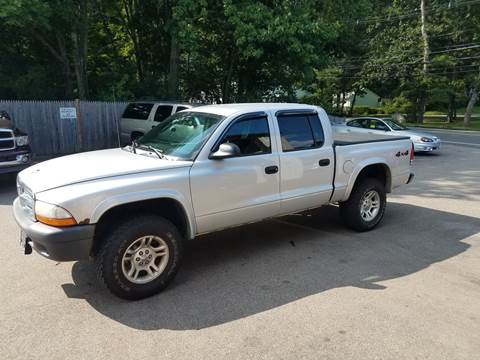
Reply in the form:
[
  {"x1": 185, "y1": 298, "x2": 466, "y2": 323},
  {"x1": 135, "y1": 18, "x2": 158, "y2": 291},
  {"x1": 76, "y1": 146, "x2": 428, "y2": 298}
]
[
  {"x1": 347, "y1": 119, "x2": 361, "y2": 127},
  {"x1": 219, "y1": 117, "x2": 271, "y2": 156},
  {"x1": 122, "y1": 103, "x2": 154, "y2": 120},
  {"x1": 277, "y1": 114, "x2": 316, "y2": 151},
  {"x1": 176, "y1": 106, "x2": 189, "y2": 113},
  {"x1": 154, "y1": 105, "x2": 174, "y2": 122},
  {"x1": 308, "y1": 115, "x2": 325, "y2": 147}
]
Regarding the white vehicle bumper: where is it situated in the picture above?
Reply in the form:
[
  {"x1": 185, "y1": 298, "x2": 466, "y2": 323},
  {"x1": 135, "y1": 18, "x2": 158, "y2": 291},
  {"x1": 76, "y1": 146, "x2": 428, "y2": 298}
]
[{"x1": 413, "y1": 140, "x2": 441, "y2": 152}]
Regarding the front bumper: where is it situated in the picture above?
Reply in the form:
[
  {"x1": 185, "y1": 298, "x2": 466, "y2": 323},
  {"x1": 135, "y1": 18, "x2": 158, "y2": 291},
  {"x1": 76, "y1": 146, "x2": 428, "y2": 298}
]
[
  {"x1": 413, "y1": 140, "x2": 441, "y2": 152},
  {"x1": 0, "y1": 147, "x2": 32, "y2": 174},
  {"x1": 13, "y1": 198, "x2": 95, "y2": 261}
]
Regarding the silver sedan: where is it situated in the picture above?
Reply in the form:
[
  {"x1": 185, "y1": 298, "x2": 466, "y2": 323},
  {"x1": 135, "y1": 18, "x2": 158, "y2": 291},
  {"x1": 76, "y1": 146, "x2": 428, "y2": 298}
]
[{"x1": 337, "y1": 117, "x2": 441, "y2": 153}]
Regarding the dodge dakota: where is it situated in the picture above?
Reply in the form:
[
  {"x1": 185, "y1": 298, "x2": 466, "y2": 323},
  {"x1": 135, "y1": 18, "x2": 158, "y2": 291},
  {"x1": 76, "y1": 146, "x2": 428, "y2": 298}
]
[{"x1": 14, "y1": 103, "x2": 414, "y2": 300}]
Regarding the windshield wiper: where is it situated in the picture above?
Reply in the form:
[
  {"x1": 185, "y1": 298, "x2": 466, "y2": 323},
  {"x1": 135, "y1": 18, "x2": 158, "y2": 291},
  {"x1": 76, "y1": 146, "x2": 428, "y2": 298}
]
[
  {"x1": 138, "y1": 144, "x2": 166, "y2": 159},
  {"x1": 131, "y1": 140, "x2": 138, "y2": 154}
]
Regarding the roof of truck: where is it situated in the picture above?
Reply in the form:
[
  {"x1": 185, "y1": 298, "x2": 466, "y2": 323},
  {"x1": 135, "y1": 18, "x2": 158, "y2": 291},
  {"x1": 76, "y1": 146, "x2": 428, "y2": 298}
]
[{"x1": 192, "y1": 103, "x2": 320, "y2": 117}]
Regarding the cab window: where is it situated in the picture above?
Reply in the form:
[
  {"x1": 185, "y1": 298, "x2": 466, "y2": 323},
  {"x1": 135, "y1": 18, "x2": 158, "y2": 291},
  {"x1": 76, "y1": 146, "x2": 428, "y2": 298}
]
[
  {"x1": 154, "y1": 105, "x2": 174, "y2": 122},
  {"x1": 218, "y1": 117, "x2": 271, "y2": 156},
  {"x1": 277, "y1": 113, "x2": 324, "y2": 151}
]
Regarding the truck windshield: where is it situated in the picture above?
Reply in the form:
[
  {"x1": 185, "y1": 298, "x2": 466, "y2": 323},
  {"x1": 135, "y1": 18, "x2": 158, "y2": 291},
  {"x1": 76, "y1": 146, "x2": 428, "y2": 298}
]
[
  {"x1": 136, "y1": 111, "x2": 224, "y2": 160},
  {"x1": 382, "y1": 118, "x2": 408, "y2": 131}
]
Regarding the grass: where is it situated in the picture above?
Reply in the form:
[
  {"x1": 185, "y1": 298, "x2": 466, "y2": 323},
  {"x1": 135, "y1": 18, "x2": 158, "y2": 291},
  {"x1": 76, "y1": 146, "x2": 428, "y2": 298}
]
[
  {"x1": 456, "y1": 105, "x2": 480, "y2": 115},
  {"x1": 405, "y1": 117, "x2": 480, "y2": 131}
]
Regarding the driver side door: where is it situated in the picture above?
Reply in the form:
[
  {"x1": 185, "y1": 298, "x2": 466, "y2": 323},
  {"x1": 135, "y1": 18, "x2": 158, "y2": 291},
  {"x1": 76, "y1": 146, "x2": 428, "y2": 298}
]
[{"x1": 189, "y1": 114, "x2": 280, "y2": 234}]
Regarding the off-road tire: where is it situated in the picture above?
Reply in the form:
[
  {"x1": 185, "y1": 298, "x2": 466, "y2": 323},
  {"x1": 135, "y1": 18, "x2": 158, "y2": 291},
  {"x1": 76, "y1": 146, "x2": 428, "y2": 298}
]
[
  {"x1": 95, "y1": 215, "x2": 184, "y2": 300},
  {"x1": 340, "y1": 178, "x2": 386, "y2": 232}
]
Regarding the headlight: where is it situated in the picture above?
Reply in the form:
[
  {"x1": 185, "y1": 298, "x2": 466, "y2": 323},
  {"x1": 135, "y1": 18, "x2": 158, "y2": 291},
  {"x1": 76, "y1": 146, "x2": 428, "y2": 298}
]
[
  {"x1": 16, "y1": 136, "x2": 29, "y2": 146},
  {"x1": 35, "y1": 201, "x2": 77, "y2": 227},
  {"x1": 420, "y1": 137, "x2": 433, "y2": 142}
]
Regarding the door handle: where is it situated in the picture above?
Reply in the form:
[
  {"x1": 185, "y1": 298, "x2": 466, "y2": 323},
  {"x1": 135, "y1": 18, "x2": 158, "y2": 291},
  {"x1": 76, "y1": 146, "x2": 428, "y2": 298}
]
[
  {"x1": 265, "y1": 165, "x2": 279, "y2": 174},
  {"x1": 318, "y1": 159, "x2": 330, "y2": 167}
]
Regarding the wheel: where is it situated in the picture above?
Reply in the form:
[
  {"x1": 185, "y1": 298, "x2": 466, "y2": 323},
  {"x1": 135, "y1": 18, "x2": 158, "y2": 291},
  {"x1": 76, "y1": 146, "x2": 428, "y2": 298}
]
[
  {"x1": 340, "y1": 178, "x2": 386, "y2": 232},
  {"x1": 96, "y1": 215, "x2": 184, "y2": 300}
]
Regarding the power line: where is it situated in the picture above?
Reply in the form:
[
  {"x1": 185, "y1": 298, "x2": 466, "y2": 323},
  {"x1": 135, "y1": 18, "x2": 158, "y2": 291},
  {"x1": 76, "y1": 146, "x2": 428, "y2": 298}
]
[
  {"x1": 356, "y1": 0, "x2": 480, "y2": 24},
  {"x1": 337, "y1": 43, "x2": 480, "y2": 65},
  {"x1": 430, "y1": 44, "x2": 480, "y2": 54}
]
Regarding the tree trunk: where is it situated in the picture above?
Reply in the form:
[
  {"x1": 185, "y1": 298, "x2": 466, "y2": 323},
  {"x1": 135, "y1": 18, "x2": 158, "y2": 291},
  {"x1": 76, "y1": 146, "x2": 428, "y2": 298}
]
[
  {"x1": 71, "y1": 0, "x2": 89, "y2": 99},
  {"x1": 464, "y1": 87, "x2": 478, "y2": 126},
  {"x1": 447, "y1": 93, "x2": 456, "y2": 123},
  {"x1": 167, "y1": 33, "x2": 179, "y2": 100},
  {"x1": 349, "y1": 91, "x2": 357, "y2": 116},
  {"x1": 222, "y1": 53, "x2": 235, "y2": 103},
  {"x1": 56, "y1": 33, "x2": 73, "y2": 99},
  {"x1": 32, "y1": 32, "x2": 73, "y2": 99},
  {"x1": 335, "y1": 93, "x2": 341, "y2": 113},
  {"x1": 419, "y1": 0, "x2": 430, "y2": 123}
]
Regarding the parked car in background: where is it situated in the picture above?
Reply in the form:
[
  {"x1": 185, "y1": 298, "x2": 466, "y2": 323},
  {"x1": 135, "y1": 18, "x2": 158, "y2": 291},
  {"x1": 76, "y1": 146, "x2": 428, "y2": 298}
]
[
  {"x1": 120, "y1": 101, "x2": 195, "y2": 145},
  {"x1": 15, "y1": 103, "x2": 413, "y2": 300},
  {"x1": 335, "y1": 117, "x2": 441, "y2": 153},
  {"x1": 0, "y1": 111, "x2": 32, "y2": 175}
]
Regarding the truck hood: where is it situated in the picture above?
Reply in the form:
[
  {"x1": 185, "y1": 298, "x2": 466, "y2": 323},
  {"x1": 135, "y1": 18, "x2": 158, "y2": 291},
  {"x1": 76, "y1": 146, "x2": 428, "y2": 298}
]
[
  {"x1": 19, "y1": 148, "x2": 193, "y2": 194},
  {"x1": 0, "y1": 119, "x2": 14, "y2": 129}
]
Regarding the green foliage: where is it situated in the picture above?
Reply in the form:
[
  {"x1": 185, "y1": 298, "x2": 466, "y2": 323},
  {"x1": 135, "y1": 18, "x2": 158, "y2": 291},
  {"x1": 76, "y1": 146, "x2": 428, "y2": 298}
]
[
  {"x1": 382, "y1": 95, "x2": 414, "y2": 115},
  {"x1": 351, "y1": 105, "x2": 383, "y2": 116},
  {"x1": 424, "y1": 111, "x2": 446, "y2": 116},
  {"x1": 0, "y1": 0, "x2": 478, "y2": 117}
]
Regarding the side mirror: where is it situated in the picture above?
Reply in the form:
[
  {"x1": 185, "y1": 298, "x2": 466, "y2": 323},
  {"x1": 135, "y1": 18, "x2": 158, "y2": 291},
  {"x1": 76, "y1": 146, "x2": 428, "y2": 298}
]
[{"x1": 209, "y1": 142, "x2": 240, "y2": 159}]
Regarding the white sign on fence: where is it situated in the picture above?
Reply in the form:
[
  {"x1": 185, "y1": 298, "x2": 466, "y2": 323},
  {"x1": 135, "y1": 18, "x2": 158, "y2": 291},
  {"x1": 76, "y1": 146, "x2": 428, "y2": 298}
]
[{"x1": 59, "y1": 107, "x2": 77, "y2": 119}]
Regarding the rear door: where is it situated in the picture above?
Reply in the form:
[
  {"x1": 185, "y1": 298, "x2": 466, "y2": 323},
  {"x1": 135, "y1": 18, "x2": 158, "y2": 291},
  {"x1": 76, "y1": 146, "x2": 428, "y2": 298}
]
[{"x1": 275, "y1": 110, "x2": 335, "y2": 214}]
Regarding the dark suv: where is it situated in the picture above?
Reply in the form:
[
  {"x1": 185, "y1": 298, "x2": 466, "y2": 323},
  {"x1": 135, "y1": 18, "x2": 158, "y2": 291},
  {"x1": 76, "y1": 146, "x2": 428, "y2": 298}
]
[{"x1": 0, "y1": 111, "x2": 32, "y2": 174}]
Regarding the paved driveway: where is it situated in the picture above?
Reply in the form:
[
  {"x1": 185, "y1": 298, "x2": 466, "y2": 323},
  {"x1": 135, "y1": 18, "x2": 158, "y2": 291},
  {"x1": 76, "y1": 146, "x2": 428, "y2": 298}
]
[{"x1": 1, "y1": 141, "x2": 479, "y2": 360}]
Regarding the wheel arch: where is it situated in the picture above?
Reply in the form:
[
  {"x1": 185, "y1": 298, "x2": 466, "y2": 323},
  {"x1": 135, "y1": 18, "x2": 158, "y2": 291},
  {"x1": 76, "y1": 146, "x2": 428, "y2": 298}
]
[
  {"x1": 90, "y1": 195, "x2": 195, "y2": 256},
  {"x1": 345, "y1": 161, "x2": 392, "y2": 200}
]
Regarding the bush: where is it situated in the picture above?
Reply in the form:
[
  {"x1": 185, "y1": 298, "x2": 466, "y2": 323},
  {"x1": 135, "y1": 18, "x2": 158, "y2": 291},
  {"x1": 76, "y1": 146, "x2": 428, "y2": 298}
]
[
  {"x1": 382, "y1": 95, "x2": 413, "y2": 115},
  {"x1": 352, "y1": 105, "x2": 382, "y2": 116},
  {"x1": 424, "y1": 111, "x2": 446, "y2": 116}
]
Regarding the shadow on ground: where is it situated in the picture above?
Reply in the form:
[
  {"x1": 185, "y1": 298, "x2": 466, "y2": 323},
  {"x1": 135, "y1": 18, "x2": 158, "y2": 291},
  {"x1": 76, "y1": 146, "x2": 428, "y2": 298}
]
[
  {"x1": 0, "y1": 174, "x2": 17, "y2": 205},
  {"x1": 64, "y1": 202, "x2": 479, "y2": 330}
]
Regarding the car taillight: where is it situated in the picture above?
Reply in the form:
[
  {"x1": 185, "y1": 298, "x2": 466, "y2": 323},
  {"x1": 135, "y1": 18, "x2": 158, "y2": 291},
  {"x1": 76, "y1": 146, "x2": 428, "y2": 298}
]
[{"x1": 410, "y1": 142, "x2": 414, "y2": 164}]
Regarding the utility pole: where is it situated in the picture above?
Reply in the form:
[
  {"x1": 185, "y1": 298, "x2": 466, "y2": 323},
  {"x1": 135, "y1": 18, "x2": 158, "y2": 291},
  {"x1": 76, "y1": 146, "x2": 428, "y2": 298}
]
[
  {"x1": 419, "y1": 0, "x2": 430, "y2": 123},
  {"x1": 420, "y1": 0, "x2": 430, "y2": 73}
]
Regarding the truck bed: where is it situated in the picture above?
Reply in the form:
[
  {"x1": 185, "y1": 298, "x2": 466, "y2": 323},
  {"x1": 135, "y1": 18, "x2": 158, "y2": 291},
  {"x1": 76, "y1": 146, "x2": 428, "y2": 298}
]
[
  {"x1": 333, "y1": 128, "x2": 410, "y2": 146},
  {"x1": 330, "y1": 127, "x2": 413, "y2": 203}
]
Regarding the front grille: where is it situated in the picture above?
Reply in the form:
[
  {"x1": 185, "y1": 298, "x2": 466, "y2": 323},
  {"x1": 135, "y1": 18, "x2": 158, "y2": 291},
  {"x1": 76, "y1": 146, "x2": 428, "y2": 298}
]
[
  {"x1": 17, "y1": 179, "x2": 35, "y2": 221},
  {"x1": 0, "y1": 129, "x2": 15, "y2": 151},
  {"x1": 0, "y1": 140, "x2": 15, "y2": 150},
  {"x1": 0, "y1": 131, "x2": 12, "y2": 139}
]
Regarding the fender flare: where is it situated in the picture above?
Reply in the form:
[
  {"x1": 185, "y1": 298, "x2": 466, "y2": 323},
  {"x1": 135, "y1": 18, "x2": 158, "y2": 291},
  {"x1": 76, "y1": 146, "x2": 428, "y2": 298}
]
[
  {"x1": 344, "y1": 158, "x2": 392, "y2": 200},
  {"x1": 90, "y1": 189, "x2": 196, "y2": 239}
]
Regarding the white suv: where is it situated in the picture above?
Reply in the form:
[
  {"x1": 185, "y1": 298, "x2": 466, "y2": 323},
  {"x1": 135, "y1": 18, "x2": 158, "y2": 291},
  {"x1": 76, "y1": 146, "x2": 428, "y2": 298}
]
[{"x1": 120, "y1": 102, "x2": 194, "y2": 145}]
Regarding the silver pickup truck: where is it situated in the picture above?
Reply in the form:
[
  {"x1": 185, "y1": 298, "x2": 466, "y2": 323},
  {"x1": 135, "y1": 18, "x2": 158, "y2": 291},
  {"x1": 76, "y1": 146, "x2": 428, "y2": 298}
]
[{"x1": 14, "y1": 103, "x2": 413, "y2": 300}]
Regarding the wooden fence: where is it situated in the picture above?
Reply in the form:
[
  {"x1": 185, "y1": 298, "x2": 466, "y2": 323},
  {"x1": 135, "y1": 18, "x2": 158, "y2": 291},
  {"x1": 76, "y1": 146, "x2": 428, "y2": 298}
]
[{"x1": 0, "y1": 100, "x2": 128, "y2": 156}]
